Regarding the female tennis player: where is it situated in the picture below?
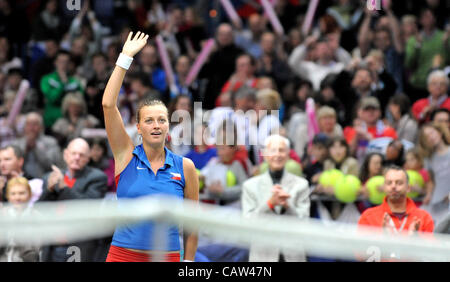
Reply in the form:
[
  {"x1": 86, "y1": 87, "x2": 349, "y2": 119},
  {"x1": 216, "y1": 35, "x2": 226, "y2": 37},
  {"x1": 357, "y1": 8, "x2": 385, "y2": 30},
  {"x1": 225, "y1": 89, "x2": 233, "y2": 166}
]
[{"x1": 103, "y1": 31, "x2": 199, "y2": 262}]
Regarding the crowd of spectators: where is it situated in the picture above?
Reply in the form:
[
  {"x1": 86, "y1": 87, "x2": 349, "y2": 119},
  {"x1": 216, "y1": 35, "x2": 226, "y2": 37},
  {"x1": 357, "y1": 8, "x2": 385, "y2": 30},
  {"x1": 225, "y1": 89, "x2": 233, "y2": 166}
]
[{"x1": 0, "y1": 0, "x2": 449, "y2": 262}]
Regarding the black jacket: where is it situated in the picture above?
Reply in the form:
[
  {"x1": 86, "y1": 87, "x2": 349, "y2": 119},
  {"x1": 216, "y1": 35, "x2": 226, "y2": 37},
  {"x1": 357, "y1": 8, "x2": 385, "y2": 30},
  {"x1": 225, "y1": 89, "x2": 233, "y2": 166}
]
[{"x1": 39, "y1": 166, "x2": 108, "y2": 201}]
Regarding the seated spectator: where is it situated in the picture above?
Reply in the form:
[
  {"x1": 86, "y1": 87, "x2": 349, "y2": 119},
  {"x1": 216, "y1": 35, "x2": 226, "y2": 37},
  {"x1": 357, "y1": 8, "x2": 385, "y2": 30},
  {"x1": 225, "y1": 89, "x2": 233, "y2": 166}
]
[
  {"x1": 40, "y1": 50, "x2": 83, "y2": 129},
  {"x1": 39, "y1": 138, "x2": 108, "y2": 262},
  {"x1": 52, "y1": 92, "x2": 100, "y2": 147},
  {"x1": 200, "y1": 123, "x2": 248, "y2": 208},
  {"x1": 412, "y1": 70, "x2": 450, "y2": 124},
  {"x1": 383, "y1": 139, "x2": 405, "y2": 167},
  {"x1": 404, "y1": 148, "x2": 433, "y2": 205},
  {"x1": 290, "y1": 106, "x2": 343, "y2": 161},
  {"x1": 0, "y1": 177, "x2": 40, "y2": 262},
  {"x1": 387, "y1": 94, "x2": 418, "y2": 143},
  {"x1": 316, "y1": 136, "x2": 361, "y2": 224},
  {"x1": 256, "y1": 126, "x2": 302, "y2": 177},
  {"x1": 430, "y1": 108, "x2": 450, "y2": 131},
  {"x1": 317, "y1": 106, "x2": 343, "y2": 138},
  {"x1": 357, "y1": 166, "x2": 434, "y2": 261},
  {"x1": 359, "y1": 152, "x2": 384, "y2": 185},
  {"x1": 242, "y1": 134, "x2": 310, "y2": 262},
  {"x1": 88, "y1": 138, "x2": 115, "y2": 193},
  {"x1": 303, "y1": 134, "x2": 329, "y2": 185},
  {"x1": 344, "y1": 97, "x2": 397, "y2": 161},
  {"x1": 13, "y1": 112, "x2": 62, "y2": 179},
  {"x1": 0, "y1": 145, "x2": 37, "y2": 202},
  {"x1": 323, "y1": 136, "x2": 359, "y2": 177}
]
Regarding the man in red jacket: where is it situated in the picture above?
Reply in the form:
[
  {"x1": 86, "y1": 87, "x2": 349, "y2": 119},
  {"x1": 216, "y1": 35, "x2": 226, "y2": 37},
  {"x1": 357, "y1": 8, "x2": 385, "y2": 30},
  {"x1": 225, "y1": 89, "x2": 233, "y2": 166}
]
[
  {"x1": 358, "y1": 165, "x2": 434, "y2": 235},
  {"x1": 412, "y1": 70, "x2": 450, "y2": 124},
  {"x1": 357, "y1": 165, "x2": 434, "y2": 261}
]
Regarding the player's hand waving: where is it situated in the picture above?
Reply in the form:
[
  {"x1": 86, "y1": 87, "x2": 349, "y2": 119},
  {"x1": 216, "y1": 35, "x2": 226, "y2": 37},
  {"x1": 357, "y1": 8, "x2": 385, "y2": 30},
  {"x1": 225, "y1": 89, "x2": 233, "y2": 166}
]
[{"x1": 122, "y1": 31, "x2": 149, "y2": 58}]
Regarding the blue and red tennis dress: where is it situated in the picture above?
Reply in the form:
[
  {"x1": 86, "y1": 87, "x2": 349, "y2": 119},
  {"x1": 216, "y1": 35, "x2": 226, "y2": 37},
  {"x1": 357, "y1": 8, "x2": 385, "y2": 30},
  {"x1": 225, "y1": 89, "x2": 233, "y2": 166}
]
[{"x1": 107, "y1": 145, "x2": 185, "y2": 261}]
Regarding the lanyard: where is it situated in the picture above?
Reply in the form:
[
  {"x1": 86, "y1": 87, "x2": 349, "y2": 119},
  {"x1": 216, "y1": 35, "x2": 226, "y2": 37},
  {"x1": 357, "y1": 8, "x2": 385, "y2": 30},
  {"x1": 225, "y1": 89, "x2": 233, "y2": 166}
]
[{"x1": 388, "y1": 215, "x2": 408, "y2": 234}]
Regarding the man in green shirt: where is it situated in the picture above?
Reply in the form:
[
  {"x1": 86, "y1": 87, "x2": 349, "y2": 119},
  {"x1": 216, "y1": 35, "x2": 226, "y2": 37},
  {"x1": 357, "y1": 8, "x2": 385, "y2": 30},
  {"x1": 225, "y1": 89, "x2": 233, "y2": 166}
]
[{"x1": 40, "y1": 50, "x2": 83, "y2": 129}]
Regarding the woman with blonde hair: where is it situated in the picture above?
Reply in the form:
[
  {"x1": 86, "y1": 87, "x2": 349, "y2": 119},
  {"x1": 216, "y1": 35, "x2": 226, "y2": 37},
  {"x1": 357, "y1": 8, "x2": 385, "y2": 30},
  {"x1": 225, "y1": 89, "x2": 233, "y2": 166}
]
[
  {"x1": 52, "y1": 92, "x2": 100, "y2": 146},
  {"x1": 417, "y1": 122, "x2": 450, "y2": 224},
  {"x1": 0, "y1": 177, "x2": 39, "y2": 262}
]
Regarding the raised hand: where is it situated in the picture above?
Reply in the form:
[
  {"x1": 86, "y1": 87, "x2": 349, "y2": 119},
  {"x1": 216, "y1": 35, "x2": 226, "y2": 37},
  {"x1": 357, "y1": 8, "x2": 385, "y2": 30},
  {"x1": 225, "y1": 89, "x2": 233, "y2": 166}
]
[{"x1": 122, "y1": 31, "x2": 150, "y2": 58}]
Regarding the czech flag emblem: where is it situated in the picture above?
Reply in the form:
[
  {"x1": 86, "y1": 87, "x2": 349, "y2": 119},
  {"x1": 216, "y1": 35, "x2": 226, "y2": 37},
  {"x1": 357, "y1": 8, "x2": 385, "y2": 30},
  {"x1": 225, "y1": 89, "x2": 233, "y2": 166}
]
[{"x1": 171, "y1": 172, "x2": 182, "y2": 181}]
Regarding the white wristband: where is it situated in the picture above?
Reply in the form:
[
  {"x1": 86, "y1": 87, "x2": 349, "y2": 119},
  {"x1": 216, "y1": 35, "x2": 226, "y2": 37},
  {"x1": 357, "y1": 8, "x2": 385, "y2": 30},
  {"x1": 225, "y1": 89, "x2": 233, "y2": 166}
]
[
  {"x1": 183, "y1": 260, "x2": 193, "y2": 262},
  {"x1": 116, "y1": 53, "x2": 133, "y2": 70}
]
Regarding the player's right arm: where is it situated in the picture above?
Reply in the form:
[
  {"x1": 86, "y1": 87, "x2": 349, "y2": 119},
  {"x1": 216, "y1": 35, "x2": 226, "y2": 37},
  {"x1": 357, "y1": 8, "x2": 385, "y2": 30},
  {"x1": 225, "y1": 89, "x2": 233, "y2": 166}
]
[{"x1": 102, "y1": 31, "x2": 149, "y2": 175}]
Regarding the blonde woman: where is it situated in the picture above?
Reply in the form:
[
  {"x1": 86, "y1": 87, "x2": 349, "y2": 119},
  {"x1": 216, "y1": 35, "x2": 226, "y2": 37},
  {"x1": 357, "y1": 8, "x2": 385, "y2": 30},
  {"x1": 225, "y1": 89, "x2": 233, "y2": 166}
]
[
  {"x1": 52, "y1": 92, "x2": 100, "y2": 144},
  {"x1": 0, "y1": 177, "x2": 39, "y2": 262}
]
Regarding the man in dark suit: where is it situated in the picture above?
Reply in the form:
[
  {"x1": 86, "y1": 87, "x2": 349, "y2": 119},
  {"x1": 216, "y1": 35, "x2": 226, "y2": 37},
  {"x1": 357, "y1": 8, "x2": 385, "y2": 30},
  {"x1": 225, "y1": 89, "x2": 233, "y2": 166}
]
[
  {"x1": 39, "y1": 138, "x2": 108, "y2": 262},
  {"x1": 0, "y1": 144, "x2": 34, "y2": 202}
]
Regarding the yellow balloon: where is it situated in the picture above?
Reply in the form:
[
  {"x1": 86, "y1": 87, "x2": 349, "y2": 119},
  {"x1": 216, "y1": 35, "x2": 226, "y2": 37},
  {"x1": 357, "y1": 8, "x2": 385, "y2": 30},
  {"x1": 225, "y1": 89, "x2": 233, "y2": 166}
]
[
  {"x1": 226, "y1": 170, "x2": 237, "y2": 187},
  {"x1": 196, "y1": 169, "x2": 204, "y2": 191}
]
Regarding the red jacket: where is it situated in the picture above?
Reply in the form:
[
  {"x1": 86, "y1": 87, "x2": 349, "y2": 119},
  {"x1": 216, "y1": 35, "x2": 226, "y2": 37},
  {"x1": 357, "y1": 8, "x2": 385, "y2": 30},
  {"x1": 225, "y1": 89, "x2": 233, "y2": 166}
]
[
  {"x1": 412, "y1": 97, "x2": 450, "y2": 123},
  {"x1": 358, "y1": 197, "x2": 434, "y2": 233}
]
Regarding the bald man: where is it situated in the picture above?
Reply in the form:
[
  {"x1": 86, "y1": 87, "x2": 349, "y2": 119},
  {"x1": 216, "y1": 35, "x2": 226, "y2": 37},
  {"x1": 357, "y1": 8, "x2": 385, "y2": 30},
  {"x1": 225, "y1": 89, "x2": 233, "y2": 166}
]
[{"x1": 39, "y1": 137, "x2": 108, "y2": 262}]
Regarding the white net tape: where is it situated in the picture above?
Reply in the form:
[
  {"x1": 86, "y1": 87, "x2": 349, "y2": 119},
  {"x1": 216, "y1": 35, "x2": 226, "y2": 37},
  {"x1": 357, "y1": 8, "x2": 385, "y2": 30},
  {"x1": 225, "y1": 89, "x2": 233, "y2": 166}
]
[{"x1": 1, "y1": 196, "x2": 450, "y2": 261}]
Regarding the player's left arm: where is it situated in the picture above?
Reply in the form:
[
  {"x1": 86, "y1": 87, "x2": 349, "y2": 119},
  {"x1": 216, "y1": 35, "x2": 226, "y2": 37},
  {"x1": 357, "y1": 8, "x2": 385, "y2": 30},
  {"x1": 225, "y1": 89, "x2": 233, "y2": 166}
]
[{"x1": 182, "y1": 157, "x2": 199, "y2": 261}]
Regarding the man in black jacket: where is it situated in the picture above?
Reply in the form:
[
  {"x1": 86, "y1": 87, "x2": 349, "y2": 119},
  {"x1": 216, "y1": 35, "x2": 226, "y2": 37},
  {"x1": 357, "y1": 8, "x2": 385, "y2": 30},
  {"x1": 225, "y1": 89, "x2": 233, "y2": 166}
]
[
  {"x1": 0, "y1": 144, "x2": 33, "y2": 202},
  {"x1": 199, "y1": 23, "x2": 243, "y2": 109},
  {"x1": 332, "y1": 64, "x2": 397, "y2": 127},
  {"x1": 39, "y1": 138, "x2": 108, "y2": 262}
]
